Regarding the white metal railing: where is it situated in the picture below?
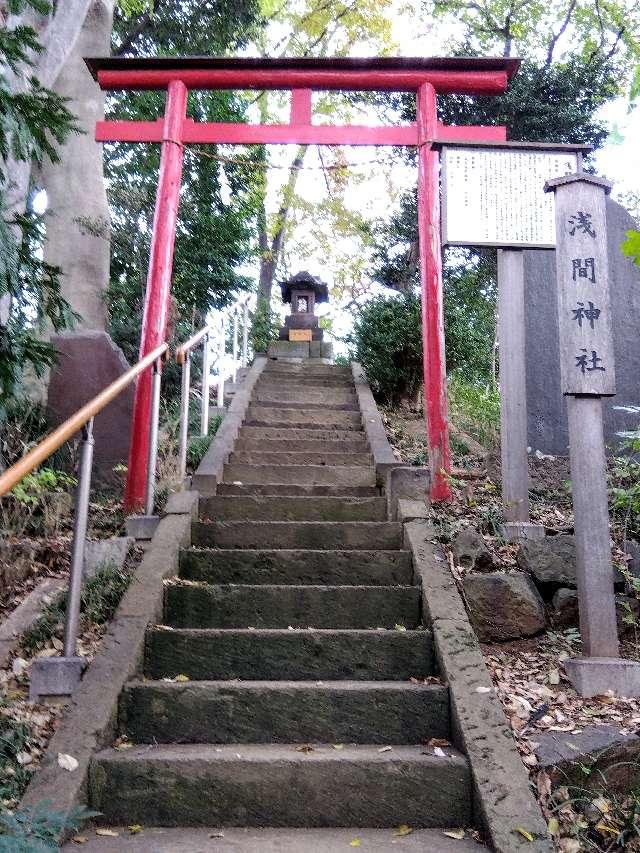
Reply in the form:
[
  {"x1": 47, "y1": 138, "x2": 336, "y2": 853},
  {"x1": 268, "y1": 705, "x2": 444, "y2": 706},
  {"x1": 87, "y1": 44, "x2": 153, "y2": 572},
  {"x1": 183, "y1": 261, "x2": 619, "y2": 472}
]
[{"x1": 175, "y1": 294, "x2": 253, "y2": 482}]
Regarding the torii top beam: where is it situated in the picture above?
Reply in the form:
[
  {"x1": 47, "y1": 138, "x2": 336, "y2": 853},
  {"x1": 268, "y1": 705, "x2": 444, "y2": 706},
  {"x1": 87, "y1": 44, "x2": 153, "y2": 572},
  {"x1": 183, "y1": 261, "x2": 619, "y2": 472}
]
[{"x1": 86, "y1": 55, "x2": 519, "y2": 95}]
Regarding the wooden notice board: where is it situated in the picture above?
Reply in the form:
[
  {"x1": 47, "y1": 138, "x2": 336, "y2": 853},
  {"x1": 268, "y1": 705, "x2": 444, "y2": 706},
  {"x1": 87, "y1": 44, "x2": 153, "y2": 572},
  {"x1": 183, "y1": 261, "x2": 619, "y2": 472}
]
[{"x1": 289, "y1": 329, "x2": 312, "y2": 342}]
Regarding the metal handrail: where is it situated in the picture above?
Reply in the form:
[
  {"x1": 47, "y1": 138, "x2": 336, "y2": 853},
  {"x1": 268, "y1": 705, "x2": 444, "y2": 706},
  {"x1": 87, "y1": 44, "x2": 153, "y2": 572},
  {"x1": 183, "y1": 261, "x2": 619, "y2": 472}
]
[
  {"x1": 175, "y1": 295, "x2": 252, "y2": 484},
  {"x1": 0, "y1": 340, "x2": 168, "y2": 701},
  {"x1": 0, "y1": 342, "x2": 168, "y2": 497},
  {"x1": 175, "y1": 325, "x2": 211, "y2": 365}
]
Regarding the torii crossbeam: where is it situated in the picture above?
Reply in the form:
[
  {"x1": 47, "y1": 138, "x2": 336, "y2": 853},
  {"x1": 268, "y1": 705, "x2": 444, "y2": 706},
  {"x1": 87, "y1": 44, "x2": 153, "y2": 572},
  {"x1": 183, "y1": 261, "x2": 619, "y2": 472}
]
[{"x1": 86, "y1": 55, "x2": 519, "y2": 511}]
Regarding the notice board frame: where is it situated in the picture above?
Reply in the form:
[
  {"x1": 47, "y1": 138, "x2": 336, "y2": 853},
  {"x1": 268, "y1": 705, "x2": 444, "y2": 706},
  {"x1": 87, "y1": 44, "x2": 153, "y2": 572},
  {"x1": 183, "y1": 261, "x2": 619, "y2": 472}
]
[{"x1": 436, "y1": 140, "x2": 591, "y2": 250}]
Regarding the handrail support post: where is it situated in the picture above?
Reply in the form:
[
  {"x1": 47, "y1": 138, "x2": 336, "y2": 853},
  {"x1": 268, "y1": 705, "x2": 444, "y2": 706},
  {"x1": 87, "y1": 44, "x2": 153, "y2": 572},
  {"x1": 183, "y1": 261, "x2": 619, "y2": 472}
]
[
  {"x1": 232, "y1": 309, "x2": 239, "y2": 383},
  {"x1": 217, "y1": 315, "x2": 226, "y2": 409},
  {"x1": 201, "y1": 333, "x2": 210, "y2": 437},
  {"x1": 242, "y1": 300, "x2": 249, "y2": 368},
  {"x1": 178, "y1": 354, "x2": 191, "y2": 485},
  {"x1": 144, "y1": 358, "x2": 162, "y2": 516}
]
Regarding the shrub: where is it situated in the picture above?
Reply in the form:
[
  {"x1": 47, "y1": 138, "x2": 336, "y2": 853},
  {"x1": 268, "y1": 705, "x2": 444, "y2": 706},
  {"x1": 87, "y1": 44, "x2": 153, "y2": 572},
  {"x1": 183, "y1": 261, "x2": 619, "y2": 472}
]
[
  {"x1": 0, "y1": 469, "x2": 76, "y2": 538},
  {"x1": 448, "y1": 372, "x2": 500, "y2": 449},
  {"x1": 250, "y1": 297, "x2": 279, "y2": 354},
  {"x1": 346, "y1": 291, "x2": 423, "y2": 406}
]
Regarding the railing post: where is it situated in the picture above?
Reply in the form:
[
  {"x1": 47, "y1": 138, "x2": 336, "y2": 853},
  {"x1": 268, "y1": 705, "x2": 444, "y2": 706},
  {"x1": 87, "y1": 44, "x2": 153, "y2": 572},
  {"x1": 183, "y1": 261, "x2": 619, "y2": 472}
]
[
  {"x1": 242, "y1": 299, "x2": 249, "y2": 368},
  {"x1": 145, "y1": 358, "x2": 162, "y2": 516},
  {"x1": 178, "y1": 354, "x2": 191, "y2": 484},
  {"x1": 201, "y1": 333, "x2": 210, "y2": 437},
  {"x1": 232, "y1": 308, "x2": 239, "y2": 383},
  {"x1": 217, "y1": 315, "x2": 226, "y2": 409},
  {"x1": 63, "y1": 418, "x2": 95, "y2": 659}
]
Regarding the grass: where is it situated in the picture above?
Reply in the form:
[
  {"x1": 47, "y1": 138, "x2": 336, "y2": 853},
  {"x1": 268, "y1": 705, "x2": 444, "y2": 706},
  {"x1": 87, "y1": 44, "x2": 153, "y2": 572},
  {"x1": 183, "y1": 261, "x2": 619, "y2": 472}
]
[{"x1": 20, "y1": 563, "x2": 133, "y2": 657}]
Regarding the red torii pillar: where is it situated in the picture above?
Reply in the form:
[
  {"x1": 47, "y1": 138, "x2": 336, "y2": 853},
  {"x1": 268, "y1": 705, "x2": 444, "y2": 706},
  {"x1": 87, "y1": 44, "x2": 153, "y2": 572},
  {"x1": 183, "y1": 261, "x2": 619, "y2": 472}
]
[{"x1": 86, "y1": 57, "x2": 517, "y2": 510}]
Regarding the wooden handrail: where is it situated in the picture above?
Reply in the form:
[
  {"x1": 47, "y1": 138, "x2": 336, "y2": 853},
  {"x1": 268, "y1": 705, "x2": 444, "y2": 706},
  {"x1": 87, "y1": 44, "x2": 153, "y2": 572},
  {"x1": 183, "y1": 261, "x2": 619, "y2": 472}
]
[
  {"x1": 0, "y1": 342, "x2": 169, "y2": 498},
  {"x1": 175, "y1": 325, "x2": 211, "y2": 365}
]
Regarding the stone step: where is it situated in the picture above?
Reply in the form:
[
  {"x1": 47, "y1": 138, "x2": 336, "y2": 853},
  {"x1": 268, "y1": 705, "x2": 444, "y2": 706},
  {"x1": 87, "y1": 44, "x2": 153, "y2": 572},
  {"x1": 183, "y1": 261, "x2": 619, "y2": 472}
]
[
  {"x1": 164, "y1": 583, "x2": 421, "y2": 629},
  {"x1": 239, "y1": 426, "x2": 366, "y2": 442},
  {"x1": 223, "y1": 464, "x2": 375, "y2": 487},
  {"x1": 263, "y1": 363, "x2": 352, "y2": 376},
  {"x1": 145, "y1": 627, "x2": 432, "y2": 680},
  {"x1": 259, "y1": 375, "x2": 355, "y2": 387},
  {"x1": 62, "y1": 826, "x2": 483, "y2": 852},
  {"x1": 191, "y1": 521, "x2": 402, "y2": 550},
  {"x1": 120, "y1": 680, "x2": 448, "y2": 745},
  {"x1": 89, "y1": 743, "x2": 471, "y2": 828},
  {"x1": 200, "y1": 495, "x2": 386, "y2": 521},
  {"x1": 228, "y1": 451, "x2": 373, "y2": 467},
  {"x1": 246, "y1": 406, "x2": 362, "y2": 429},
  {"x1": 250, "y1": 398, "x2": 360, "y2": 412},
  {"x1": 216, "y1": 483, "x2": 379, "y2": 497},
  {"x1": 234, "y1": 437, "x2": 369, "y2": 453},
  {"x1": 253, "y1": 388, "x2": 357, "y2": 404},
  {"x1": 180, "y1": 549, "x2": 413, "y2": 586}
]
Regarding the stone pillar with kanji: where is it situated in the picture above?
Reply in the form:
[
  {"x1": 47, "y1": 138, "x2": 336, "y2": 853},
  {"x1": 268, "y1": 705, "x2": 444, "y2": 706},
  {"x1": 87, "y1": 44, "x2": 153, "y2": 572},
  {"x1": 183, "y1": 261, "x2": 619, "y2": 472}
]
[{"x1": 545, "y1": 172, "x2": 640, "y2": 697}]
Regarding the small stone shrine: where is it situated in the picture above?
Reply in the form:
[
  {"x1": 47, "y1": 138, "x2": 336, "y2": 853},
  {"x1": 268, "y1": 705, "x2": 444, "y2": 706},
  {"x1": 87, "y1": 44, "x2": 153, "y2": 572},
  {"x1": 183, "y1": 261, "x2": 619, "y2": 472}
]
[{"x1": 278, "y1": 271, "x2": 328, "y2": 341}]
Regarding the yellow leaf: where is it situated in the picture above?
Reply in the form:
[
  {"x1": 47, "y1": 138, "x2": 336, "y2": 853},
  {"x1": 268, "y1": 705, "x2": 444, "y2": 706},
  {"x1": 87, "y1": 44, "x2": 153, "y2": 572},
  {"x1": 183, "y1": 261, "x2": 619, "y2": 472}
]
[
  {"x1": 394, "y1": 824, "x2": 413, "y2": 836},
  {"x1": 175, "y1": 674, "x2": 190, "y2": 682},
  {"x1": 443, "y1": 829, "x2": 465, "y2": 839},
  {"x1": 72, "y1": 836, "x2": 88, "y2": 845},
  {"x1": 350, "y1": 840, "x2": 361, "y2": 848},
  {"x1": 332, "y1": 744, "x2": 344, "y2": 750},
  {"x1": 128, "y1": 824, "x2": 143, "y2": 834},
  {"x1": 516, "y1": 827, "x2": 534, "y2": 841},
  {"x1": 596, "y1": 823, "x2": 620, "y2": 836},
  {"x1": 547, "y1": 817, "x2": 560, "y2": 836},
  {"x1": 96, "y1": 829, "x2": 120, "y2": 837}
]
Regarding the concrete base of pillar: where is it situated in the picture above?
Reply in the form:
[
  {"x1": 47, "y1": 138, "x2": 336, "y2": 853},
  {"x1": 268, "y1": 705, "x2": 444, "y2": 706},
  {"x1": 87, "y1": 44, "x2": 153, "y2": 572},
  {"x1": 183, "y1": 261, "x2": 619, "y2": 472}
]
[
  {"x1": 501, "y1": 521, "x2": 546, "y2": 542},
  {"x1": 29, "y1": 656, "x2": 85, "y2": 702},
  {"x1": 564, "y1": 657, "x2": 640, "y2": 698},
  {"x1": 125, "y1": 514, "x2": 160, "y2": 541}
]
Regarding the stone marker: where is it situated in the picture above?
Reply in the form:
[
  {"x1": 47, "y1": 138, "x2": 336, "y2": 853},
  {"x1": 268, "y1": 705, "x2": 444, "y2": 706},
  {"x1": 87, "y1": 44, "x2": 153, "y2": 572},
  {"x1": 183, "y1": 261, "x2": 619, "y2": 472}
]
[
  {"x1": 545, "y1": 172, "x2": 640, "y2": 697},
  {"x1": 524, "y1": 198, "x2": 640, "y2": 454},
  {"x1": 268, "y1": 270, "x2": 334, "y2": 361}
]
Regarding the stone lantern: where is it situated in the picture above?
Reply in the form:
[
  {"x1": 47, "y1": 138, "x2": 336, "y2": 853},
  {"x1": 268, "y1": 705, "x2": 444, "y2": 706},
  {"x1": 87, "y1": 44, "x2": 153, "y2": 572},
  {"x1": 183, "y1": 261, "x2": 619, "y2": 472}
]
[{"x1": 278, "y1": 271, "x2": 329, "y2": 341}]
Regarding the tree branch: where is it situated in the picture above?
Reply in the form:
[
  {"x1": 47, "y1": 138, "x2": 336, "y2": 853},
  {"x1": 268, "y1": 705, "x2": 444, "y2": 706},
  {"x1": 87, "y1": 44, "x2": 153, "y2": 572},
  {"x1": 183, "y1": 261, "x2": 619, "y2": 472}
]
[{"x1": 545, "y1": 0, "x2": 577, "y2": 66}]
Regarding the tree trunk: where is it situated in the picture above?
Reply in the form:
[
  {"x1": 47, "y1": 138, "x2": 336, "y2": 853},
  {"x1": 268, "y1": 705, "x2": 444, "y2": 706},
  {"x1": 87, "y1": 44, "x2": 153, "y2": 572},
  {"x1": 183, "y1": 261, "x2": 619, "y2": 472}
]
[
  {"x1": 258, "y1": 145, "x2": 307, "y2": 302},
  {"x1": 38, "y1": 0, "x2": 114, "y2": 330}
]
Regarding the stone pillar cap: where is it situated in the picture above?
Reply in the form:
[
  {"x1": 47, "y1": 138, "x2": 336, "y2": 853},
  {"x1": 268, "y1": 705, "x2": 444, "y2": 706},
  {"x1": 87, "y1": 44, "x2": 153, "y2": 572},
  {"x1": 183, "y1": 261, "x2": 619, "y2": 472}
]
[{"x1": 544, "y1": 172, "x2": 613, "y2": 194}]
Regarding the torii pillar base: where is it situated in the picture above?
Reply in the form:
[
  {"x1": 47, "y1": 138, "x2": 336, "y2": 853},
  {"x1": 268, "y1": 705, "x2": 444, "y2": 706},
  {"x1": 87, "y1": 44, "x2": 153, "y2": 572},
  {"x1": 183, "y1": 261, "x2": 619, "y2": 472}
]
[{"x1": 564, "y1": 658, "x2": 640, "y2": 699}]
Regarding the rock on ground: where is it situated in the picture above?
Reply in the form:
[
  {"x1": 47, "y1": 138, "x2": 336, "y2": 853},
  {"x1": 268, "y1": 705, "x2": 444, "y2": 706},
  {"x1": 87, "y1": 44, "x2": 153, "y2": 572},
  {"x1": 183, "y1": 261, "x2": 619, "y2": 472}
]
[{"x1": 463, "y1": 572, "x2": 546, "y2": 642}]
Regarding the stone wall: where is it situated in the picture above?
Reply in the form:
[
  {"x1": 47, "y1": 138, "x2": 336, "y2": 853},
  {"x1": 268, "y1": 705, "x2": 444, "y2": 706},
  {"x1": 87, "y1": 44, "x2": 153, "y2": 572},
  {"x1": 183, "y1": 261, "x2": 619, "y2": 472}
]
[{"x1": 524, "y1": 199, "x2": 640, "y2": 455}]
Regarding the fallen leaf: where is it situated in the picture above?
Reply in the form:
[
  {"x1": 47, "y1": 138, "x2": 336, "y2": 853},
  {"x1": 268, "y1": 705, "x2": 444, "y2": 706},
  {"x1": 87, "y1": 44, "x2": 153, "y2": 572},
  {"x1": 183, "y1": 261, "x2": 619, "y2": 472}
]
[
  {"x1": 96, "y1": 829, "x2": 120, "y2": 837},
  {"x1": 295, "y1": 744, "x2": 314, "y2": 753},
  {"x1": 350, "y1": 841, "x2": 361, "y2": 848},
  {"x1": 16, "y1": 751, "x2": 32, "y2": 766},
  {"x1": 443, "y1": 829, "x2": 465, "y2": 839},
  {"x1": 394, "y1": 624, "x2": 407, "y2": 632},
  {"x1": 433, "y1": 746, "x2": 447, "y2": 757},
  {"x1": 332, "y1": 744, "x2": 344, "y2": 750},
  {"x1": 12, "y1": 657, "x2": 28, "y2": 676},
  {"x1": 547, "y1": 818, "x2": 559, "y2": 836},
  {"x1": 378, "y1": 746, "x2": 393, "y2": 752},
  {"x1": 175, "y1": 674, "x2": 190, "y2": 682},
  {"x1": 476, "y1": 686, "x2": 491, "y2": 693},
  {"x1": 515, "y1": 827, "x2": 534, "y2": 841},
  {"x1": 394, "y1": 824, "x2": 413, "y2": 836},
  {"x1": 427, "y1": 738, "x2": 451, "y2": 748},
  {"x1": 209, "y1": 832, "x2": 225, "y2": 838},
  {"x1": 128, "y1": 824, "x2": 143, "y2": 834},
  {"x1": 72, "y1": 835, "x2": 88, "y2": 844},
  {"x1": 58, "y1": 753, "x2": 79, "y2": 772},
  {"x1": 548, "y1": 669, "x2": 560, "y2": 685}
]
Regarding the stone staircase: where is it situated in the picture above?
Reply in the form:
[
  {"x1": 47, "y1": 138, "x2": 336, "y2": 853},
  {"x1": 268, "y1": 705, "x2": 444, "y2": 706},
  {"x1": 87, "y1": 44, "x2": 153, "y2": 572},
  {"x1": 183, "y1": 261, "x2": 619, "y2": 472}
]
[{"x1": 85, "y1": 360, "x2": 480, "y2": 848}]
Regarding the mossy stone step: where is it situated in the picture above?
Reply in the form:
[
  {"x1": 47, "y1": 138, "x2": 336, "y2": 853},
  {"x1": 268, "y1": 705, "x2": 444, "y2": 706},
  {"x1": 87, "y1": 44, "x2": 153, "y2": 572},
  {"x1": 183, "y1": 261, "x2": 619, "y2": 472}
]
[
  {"x1": 164, "y1": 583, "x2": 421, "y2": 629},
  {"x1": 191, "y1": 520, "x2": 402, "y2": 550},
  {"x1": 199, "y1": 495, "x2": 386, "y2": 522},
  {"x1": 120, "y1": 680, "x2": 449, "y2": 745}
]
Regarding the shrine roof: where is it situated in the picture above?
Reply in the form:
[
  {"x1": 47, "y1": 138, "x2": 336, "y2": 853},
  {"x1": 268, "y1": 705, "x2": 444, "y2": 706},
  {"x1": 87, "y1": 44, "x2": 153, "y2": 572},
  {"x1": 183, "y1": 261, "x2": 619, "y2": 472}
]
[{"x1": 280, "y1": 272, "x2": 329, "y2": 304}]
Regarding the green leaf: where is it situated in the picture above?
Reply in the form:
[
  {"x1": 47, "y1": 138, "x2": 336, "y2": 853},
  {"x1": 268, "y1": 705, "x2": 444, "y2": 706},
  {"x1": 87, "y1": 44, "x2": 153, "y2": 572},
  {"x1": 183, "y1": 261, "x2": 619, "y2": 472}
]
[{"x1": 621, "y1": 230, "x2": 640, "y2": 266}]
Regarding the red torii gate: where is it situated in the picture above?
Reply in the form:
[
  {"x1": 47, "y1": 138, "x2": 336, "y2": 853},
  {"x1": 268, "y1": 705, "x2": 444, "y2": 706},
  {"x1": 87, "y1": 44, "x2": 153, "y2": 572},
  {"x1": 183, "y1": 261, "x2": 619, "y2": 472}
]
[{"x1": 86, "y1": 56, "x2": 519, "y2": 511}]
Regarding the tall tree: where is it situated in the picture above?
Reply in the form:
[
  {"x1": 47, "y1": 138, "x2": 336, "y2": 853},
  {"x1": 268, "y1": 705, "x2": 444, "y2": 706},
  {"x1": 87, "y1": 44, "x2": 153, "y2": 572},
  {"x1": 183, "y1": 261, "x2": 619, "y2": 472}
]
[
  {"x1": 0, "y1": 1, "x2": 82, "y2": 408},
  {"x1": 367, "y1": 0, "x2": 639, "y2": 381},
  {"x1": 106, "y1": 0, "x2": 264, "y2": 362}
]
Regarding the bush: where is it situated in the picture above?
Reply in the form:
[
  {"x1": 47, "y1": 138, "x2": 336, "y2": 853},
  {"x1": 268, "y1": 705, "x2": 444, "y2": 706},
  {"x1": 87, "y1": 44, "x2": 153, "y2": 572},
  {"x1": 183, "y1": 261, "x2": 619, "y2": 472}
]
[
  {"x1": 346, "y1": 292, "x2": 423, "y2": 406},
  {"x1": 448, "y1": 372, "x2": 500, "y2": 449},
  {"x1": 0, "y1": 468, "x2": 76, "y2": 538},
  {"x1": 250, "y1": 297, "x2": 279, "y2": 354}
]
